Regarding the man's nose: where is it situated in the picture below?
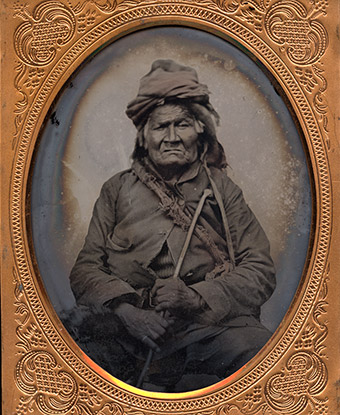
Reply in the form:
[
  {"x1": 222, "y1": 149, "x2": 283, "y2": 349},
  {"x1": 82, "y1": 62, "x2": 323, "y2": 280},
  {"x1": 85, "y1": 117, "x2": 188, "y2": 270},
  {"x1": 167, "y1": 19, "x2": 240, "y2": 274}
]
[{"x1": 166, "y1": 124, "x2": 179, "y2": 142}]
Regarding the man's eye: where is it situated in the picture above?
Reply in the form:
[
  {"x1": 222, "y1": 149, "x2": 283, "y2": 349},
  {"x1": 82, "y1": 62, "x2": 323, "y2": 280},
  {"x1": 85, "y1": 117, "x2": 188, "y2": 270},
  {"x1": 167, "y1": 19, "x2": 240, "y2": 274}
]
[
  {"x1": 152, "y1": 124, "x2": 166, "y2": 131},
  {"x1": 177, "y1": 122, "x2": 190, "y2": 129}
]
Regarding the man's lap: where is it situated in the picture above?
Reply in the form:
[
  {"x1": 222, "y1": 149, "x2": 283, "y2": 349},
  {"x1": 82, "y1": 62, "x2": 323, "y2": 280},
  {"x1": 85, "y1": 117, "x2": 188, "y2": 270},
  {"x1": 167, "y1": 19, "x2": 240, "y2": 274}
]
[{"x1": 62, "y1": 307, "x2": 271, "y2": 390}]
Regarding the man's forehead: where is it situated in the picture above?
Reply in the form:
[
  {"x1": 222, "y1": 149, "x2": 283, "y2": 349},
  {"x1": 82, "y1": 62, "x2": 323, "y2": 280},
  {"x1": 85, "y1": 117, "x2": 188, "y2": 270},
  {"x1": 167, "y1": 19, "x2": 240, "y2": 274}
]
[{"x1": 148, "y1": 104, "x2": 194, "y2": 123}]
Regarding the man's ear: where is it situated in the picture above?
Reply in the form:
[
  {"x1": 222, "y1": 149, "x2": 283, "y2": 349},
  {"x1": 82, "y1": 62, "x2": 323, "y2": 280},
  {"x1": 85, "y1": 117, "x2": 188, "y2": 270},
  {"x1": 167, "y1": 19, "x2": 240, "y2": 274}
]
[
  {"x1": 194, "y1": 119, "x2": 204, "y2": 134},
  {"x1": 142, "y1": 119, "x2": 150, "y2": 150}
]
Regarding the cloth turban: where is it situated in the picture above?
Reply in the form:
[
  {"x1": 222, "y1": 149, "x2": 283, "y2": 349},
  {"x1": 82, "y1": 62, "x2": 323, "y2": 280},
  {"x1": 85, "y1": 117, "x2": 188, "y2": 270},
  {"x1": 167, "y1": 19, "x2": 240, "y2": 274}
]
[{"x1": 126, "y1": 59, "x2": 219, "y2": 128}]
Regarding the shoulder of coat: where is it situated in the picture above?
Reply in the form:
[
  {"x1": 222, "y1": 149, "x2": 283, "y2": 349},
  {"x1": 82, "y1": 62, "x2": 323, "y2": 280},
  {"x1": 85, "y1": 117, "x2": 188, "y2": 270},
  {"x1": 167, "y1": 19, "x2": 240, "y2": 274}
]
[
  {"x1": 101, "y1": 168, "x2": 134, "y2": 192},
  {"x1": 208, "y1": 166, "x2": 242, "y2": 201}
]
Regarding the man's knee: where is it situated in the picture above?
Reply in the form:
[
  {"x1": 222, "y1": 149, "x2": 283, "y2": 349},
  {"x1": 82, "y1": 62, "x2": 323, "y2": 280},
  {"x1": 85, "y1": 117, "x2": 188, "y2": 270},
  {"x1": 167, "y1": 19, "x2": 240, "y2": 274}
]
[
  {"x1": 61, "y1": 305, "x2": 136, "y2": 379},
  {"x1": 224, "y1": 325, "x2": 271, "y2": 372},
  {"x1": 192, "y1": 324, "x2": 272, "y2": 378},
  {"x1": 224, "y1": 325, "x2": 272, "y2": 354}
]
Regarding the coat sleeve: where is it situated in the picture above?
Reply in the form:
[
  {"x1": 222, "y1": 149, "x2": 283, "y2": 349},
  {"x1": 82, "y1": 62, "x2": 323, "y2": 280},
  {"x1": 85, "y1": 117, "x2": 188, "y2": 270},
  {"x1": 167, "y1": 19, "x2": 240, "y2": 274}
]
[
  {"x1": 69, "y1": 174, "x2": 142, "y2": 309},
  {"x1": 190, "y1": 174, "x2": 276, "y2": 324}
]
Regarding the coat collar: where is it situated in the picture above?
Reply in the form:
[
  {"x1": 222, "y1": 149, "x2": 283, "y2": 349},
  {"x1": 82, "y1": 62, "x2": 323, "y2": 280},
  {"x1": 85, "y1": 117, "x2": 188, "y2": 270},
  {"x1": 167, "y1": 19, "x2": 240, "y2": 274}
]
[{"x1": 133, "y1": 158, "x2": 202, "y2": 187}]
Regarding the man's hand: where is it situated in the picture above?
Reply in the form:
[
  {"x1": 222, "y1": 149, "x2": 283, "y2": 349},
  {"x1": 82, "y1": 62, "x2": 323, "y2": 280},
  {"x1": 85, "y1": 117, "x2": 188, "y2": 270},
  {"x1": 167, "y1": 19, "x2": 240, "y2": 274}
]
[
  {"x1": 151, "y1": 278, "x2": 203, "y2": 317},
  {"x1": 114, "y1": 303, "x2": 171, "y2": 352}
]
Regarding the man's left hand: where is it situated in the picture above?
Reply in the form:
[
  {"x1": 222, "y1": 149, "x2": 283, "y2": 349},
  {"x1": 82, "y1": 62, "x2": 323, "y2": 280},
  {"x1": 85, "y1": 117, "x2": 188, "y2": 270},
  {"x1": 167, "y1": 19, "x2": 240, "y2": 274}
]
[{"x1": 151, "y1": 278, "x2": 203, "y2": 317}]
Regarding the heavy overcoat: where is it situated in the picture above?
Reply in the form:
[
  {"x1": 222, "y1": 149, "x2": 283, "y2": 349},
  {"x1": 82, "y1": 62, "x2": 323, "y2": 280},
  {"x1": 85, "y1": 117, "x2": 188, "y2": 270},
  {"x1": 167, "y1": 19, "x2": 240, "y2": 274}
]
[{"x1": 70, "y1": 160, "x2": 276, "y2": 357}]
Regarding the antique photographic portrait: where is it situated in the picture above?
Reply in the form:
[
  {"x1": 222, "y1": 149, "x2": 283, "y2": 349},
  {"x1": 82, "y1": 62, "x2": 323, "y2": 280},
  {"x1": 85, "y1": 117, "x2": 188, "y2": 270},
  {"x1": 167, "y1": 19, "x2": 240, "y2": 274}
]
[
  {"x1": 3, "y1": 0, "x2": 338, "y2": 411},
  {"x1": 30, "y1": 27, "x2": 311, "y2": 392}
]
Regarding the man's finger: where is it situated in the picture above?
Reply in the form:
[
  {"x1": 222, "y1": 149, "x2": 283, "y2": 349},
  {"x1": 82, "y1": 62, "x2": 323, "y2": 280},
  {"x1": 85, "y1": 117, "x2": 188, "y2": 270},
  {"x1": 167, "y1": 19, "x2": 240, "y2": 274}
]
[
  {"x1": 141, "y1": 335, "x2": 160, "y2": 352},
  {"x1": 156, "y1": 286, "x2": 178, "y2": 297},
  {"x1": 155, "y1": 302, "x2": 173, "y2": 312},
  {"x1": 156, "y1": 292, "x2": 178, "y2": 305},
  {"x1": 150, "y1": 279, "x2": 167, "y2": 296},
  {"x1": 148, "y1": 325, "x2": 166, "y2": 338},
  {"x1": 151, "y1": 314, "x2": 170, "y2": 329}
]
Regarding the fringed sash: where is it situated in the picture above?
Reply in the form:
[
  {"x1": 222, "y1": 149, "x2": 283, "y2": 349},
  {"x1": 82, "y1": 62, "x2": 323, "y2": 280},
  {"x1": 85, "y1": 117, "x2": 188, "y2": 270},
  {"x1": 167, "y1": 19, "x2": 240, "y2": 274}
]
[{"x1": 133, "y1": 161, "x2": 227, "y2": 266}]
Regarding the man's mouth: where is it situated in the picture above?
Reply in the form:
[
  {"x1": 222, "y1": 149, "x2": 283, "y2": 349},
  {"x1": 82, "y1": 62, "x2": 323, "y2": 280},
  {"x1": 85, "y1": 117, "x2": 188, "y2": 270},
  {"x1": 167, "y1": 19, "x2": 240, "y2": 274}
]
[{"x1": 163, "y1": 148, "x2": 183, "y2": 153}]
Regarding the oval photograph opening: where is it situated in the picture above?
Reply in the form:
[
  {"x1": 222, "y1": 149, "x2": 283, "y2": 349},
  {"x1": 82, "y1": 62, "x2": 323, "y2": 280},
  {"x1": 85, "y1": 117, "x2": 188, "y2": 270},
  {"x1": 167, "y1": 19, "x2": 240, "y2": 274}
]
[{"x1": 30, "y1": 26, "x2": 312, "y2": 393}]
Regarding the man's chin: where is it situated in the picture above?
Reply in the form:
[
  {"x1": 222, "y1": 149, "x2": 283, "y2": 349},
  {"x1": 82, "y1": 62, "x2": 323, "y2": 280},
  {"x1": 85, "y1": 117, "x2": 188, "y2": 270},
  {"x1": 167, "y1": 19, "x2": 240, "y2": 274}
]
[
  {"x1": 156, "y1": 159, "x2": 188, "y2": 170},
  {"x1": 157, "y1": 153, "x2": 190, "y2": 166}
]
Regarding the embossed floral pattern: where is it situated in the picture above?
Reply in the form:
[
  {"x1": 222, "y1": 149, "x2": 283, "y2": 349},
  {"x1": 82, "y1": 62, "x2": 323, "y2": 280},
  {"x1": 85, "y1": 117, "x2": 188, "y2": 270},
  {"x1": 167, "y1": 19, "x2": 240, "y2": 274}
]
[
  {"x1": 241, "y1": 386, "x2": 262, "y2": 410},
  {"x1": 264, "y1": 0, "x2": 328, "y2": 65},
  {"x1": 14, "y1": 1, "x2": 76, "y2": 66},
  {"x1": 310, "y1": 0, "x2": 328, "y2": 14},
  {"x1": 77, "y1": 10, "x2": 97, "y2": 33},
  {"x1": 296, "y1": 67, "x2": 318, "y2": 93},
  {"x1": 23, "y1": 68, "x2": 45, "y2": 94},
  {"x1": 78, "y1": 384, "x2": 102, "y2": 407}
]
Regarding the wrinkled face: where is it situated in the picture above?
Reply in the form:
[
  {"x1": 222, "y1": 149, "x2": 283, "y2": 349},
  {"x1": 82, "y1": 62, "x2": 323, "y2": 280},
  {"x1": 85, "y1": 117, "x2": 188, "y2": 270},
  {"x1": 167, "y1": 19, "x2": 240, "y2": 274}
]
[{"x1": 144, "y1": 104, "x2": 200, "y2": 170}]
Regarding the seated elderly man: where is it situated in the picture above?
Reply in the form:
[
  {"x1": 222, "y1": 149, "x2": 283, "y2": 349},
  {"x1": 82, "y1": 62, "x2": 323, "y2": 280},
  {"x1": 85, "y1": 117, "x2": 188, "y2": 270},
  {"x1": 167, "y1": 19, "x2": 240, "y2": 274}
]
[{"x1": 69, "y1": 59, "x2": 276, "y2": 391}]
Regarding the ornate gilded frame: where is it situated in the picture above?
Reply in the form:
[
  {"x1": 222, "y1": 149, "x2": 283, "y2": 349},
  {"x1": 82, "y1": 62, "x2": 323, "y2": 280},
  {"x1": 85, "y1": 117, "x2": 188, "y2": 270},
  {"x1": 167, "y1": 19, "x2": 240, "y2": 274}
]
[{"x1": 1, "y1": 0, "x2": 339, "y2": 413}]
